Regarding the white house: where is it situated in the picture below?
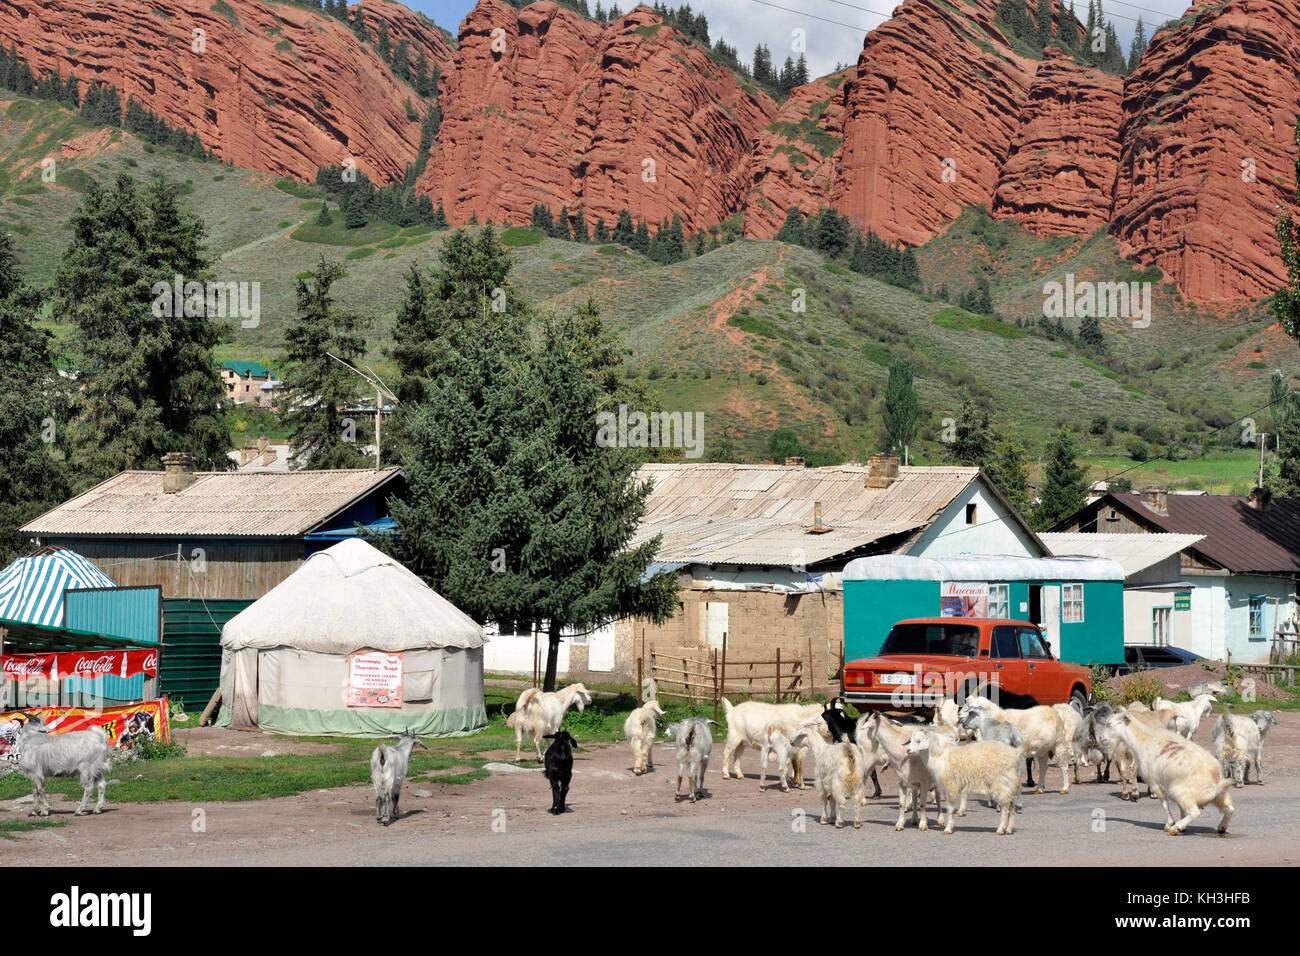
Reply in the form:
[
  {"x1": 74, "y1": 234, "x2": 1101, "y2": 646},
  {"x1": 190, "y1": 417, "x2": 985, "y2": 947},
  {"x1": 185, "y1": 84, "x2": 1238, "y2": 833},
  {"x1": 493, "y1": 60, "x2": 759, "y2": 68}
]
[{"x1": 1050, "y1": 487, "x2": 1300, "y2": 664}]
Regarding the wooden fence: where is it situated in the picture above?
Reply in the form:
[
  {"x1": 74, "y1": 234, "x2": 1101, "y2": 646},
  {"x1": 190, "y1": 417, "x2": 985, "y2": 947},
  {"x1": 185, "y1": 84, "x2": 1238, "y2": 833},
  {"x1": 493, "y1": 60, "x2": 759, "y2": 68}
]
[
  {"x1": 1239, "y1": 663, "x2": 1298, "y2": 689},
  {"x1": 642, "y1": 633, "x2": 804, "y2": 718}
]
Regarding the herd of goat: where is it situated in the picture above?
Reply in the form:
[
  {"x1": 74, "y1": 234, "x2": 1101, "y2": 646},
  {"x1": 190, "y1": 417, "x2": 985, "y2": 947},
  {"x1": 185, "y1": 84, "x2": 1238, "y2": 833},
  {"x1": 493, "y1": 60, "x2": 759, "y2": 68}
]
[
  {"x1": 491, "y1": 682, "x2": 1279, "y2": 837},
  {"x1": 0, "y1": 680, "x2": 1279, "y2": 839}
]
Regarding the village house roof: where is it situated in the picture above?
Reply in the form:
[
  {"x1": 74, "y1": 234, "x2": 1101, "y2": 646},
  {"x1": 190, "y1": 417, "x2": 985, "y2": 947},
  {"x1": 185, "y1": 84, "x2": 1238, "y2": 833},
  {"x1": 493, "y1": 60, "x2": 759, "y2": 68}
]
[
  {"x1": 1056, "y1": 493, "x2": 1300, "y2": 576},
  {"x1": 221, "y1": 361, "x2": 275, "y2": 379},
  {"x1": 631, "y1": 462, "x2": 1034, "y2": 566},
  {"x1": 1039, "y1": 532, "x2": 1206, "y2": 578},
  {"x1": 20, "y1": 468, "x2": 403, "y2": 539}
]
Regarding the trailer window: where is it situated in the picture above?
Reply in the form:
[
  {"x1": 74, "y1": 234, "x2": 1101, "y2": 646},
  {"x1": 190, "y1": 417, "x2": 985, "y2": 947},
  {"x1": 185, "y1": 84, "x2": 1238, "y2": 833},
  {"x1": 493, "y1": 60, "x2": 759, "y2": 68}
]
[{"x1": 1062, "y1": 583, "x2": 1084, "y2": 623}]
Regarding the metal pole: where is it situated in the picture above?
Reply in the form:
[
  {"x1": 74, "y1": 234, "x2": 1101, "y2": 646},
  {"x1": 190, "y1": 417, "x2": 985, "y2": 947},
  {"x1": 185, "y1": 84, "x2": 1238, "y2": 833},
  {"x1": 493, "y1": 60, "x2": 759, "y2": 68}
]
[
  {"x1": 637, "y1": 657, "x2": 643, "y2": 707},
  {"x1": 712, "y1": 648, "x2": 718, "y2": 722},
  {"x1": 375, "y1": 386, "x2": 382, "y2": 469},
  {"x1": 721, "y1": 631, "x2": 727, "y2": 704},
  {"x1": 776, "y1": 647, "x2": 782, "y2": 703}
]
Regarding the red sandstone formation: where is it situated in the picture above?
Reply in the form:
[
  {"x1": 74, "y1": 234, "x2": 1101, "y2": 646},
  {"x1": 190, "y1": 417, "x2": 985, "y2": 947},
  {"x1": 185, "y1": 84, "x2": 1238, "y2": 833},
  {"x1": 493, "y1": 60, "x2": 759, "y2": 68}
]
[
  {"x1": 993, "y1": 48, "x2": 1122, "y2": 237},
  {"x1": 0, "y1": 0, "x2": 445, "y2": 183},
  {"x1": 415, "y1": 0, "x2": 776, "y2": 234},
  {"x1": 1110, "y1": 0, "x2": 1300, "y2": 303}
]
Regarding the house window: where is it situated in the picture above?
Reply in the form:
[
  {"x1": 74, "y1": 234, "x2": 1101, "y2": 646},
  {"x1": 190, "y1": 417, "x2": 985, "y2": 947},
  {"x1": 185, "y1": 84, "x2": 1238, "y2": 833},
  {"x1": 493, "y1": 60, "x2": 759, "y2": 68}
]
[
  {"x1": 1152, "y1": 607, "x2": 1172, "y2": 646},
  {"x1": 1249, "y1": 596, "x2": 1266, "y2": 640},
  {"x1": 965, "y1": 503, "x2": 977, "y2": 525},
  {"x1": 988, "y1": 583, "x2": 1009, "y2": 619},
  {"x1": 1062, "y1": 583, "x2": 1084, "y2": 623}
]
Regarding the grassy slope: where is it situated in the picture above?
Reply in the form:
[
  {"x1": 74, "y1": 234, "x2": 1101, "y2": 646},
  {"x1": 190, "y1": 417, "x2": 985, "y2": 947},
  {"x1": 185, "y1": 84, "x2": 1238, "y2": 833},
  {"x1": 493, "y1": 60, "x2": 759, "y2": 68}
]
[{"x1": 3, "y1": 95, "x2": 1297, "y2": 488}]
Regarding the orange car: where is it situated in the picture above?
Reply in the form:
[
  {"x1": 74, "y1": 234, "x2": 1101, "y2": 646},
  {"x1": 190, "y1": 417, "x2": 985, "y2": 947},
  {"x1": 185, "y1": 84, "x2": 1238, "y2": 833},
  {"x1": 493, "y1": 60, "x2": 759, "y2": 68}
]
[{"x1": 841, "y1": 617, "x2": 1092, "y2": 712}]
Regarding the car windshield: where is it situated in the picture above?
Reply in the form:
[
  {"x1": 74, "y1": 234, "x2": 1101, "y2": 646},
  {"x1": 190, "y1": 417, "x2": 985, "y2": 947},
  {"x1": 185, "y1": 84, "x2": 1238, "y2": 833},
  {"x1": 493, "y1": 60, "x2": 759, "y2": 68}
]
[{"x1": 880, "y1": 623, "x2": 980, "y2": 657}]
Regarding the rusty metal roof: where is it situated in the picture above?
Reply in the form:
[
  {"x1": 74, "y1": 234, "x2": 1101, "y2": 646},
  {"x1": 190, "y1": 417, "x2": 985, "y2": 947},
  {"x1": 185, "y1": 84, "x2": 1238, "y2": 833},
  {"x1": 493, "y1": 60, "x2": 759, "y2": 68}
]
[
  {"x1": 1102, "y1": 493, "x2": 1300, "y2": 575},
  {"x1": 20, "y1": 468, "x2": 404, "y2": 538},
  {"x1": 632, "y1": 463, "x2": 983, "y2": 565}
]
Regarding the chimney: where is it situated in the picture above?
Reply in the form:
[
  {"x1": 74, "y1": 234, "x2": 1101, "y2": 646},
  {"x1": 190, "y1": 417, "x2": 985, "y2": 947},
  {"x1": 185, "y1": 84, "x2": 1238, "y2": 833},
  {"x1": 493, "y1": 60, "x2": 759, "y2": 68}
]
[
  {"x1": 161, "y1": 452, "x2": 196, "y2": 494},
  {"x1": 1141, "y1": 485, "x2": 1167, "y2": 516},
  {"x1": 1248, "y1": 486, "x2": 1272, "y2": 512},
  {"x1": 866, "y1": 454, "x2": 900, "y2": 489}
]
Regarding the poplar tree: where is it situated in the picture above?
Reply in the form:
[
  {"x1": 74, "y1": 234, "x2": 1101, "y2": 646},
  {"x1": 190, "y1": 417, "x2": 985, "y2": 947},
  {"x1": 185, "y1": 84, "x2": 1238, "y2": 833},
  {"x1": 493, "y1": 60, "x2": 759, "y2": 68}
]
[{"x1": 882, "y1": 360, "x2": 920, "y2": 460}]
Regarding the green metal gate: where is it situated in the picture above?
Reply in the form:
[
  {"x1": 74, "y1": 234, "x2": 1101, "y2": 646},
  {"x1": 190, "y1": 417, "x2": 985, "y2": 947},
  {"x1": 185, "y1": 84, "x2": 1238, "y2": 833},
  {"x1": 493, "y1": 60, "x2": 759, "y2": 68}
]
[{"x1": 160, "y1": 598, "x2": 252, "y2": 710}]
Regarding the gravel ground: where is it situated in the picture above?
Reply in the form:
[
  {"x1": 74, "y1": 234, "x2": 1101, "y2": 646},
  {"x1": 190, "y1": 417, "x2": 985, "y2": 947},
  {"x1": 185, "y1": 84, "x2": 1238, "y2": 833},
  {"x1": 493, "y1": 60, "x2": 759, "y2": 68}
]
[{"x1": 2, "y1": 710, "x2": 1297, "y2": 867}]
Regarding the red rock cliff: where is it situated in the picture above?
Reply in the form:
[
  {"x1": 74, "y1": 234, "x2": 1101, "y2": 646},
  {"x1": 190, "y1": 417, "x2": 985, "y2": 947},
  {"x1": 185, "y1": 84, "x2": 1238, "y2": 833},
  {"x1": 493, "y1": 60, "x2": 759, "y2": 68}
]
[
  {"x1": 415, "y1": 0, "x2": 776, "y2": 233},
  {"x1": 1110, "y1": 0, "x2": 1300, "y2": 303},
  {"x1": 993, "y1": 48, "x2": 1122, "y2": 237},
  {"x1": 0, "y1": 0, "x2": 448, "y2": 184}
]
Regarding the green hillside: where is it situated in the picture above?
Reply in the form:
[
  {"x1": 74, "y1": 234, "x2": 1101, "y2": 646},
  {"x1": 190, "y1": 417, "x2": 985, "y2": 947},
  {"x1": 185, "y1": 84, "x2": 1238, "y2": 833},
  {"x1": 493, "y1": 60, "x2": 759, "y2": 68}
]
[{"x1": 2, "y1": 93, "x2": 1296, "y2": 489}]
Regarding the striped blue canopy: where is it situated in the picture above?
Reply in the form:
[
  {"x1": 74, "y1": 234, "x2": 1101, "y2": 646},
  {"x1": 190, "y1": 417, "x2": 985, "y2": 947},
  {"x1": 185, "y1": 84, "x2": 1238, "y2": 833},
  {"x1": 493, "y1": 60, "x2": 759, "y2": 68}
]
[{"x1": 0, "y1": 548, "x2": 116, "y2": 628}]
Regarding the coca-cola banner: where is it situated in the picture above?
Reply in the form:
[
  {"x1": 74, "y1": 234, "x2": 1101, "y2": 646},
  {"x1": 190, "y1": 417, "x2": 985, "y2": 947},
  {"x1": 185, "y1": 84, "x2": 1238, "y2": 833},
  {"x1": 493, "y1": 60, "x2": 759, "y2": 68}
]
[
  {"x1": 1, "y1": 649, "x2": 158, "y2": 682},
  {"x1": 0, "y1": 698, "x2": 170, "y2": 762}
]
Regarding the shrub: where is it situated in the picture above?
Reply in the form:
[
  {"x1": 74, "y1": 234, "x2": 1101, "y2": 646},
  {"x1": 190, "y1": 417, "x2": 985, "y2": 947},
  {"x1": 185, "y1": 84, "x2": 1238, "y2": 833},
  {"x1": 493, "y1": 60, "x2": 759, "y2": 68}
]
[{"x1": 1108, "y1": 670, "x2": 1165, "y2": 708}]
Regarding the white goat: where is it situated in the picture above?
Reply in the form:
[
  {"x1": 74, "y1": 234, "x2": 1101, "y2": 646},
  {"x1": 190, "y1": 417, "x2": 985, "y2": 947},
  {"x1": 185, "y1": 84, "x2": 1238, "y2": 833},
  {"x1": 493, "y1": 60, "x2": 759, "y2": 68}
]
[
  {"x1": 962, "y1": 695, "x2": 1067, "y2": 794},
  {"x1": 863, "y1": 712, "x2": 935, "y2": 831},
  {"x1": 1051, "y1": 703, "x2": 1083, "y2": 784},
  {"x1": 792, "y1": 718, "x2": 864, "y2": 828},
  {"x1": 905, "y1": 730, "x2": 1021, "y2": 835},
  {"x1": 758, "y1": 722, "x2": 809, "y2": 792},
  {"x1": 719, "y1": 698, "x2": 823, "y2": 782},
  {"x1": 507, "y1": 683, "x2": 593, "y2": 762},
  {"x1": 933, "y1": 699, "x2": 973, "y2": 740},
  {"x1": 13, "y1": 716, "x2": 113, "y2": 817},
  {"x1": 1153, "y1": 694, "x2": 1217, "y2": 739},
  {"x1": 370, "y1": 732, "x2": 427, "y2": 825},
  {"x1": 623, "y1": 699, "x2": 665, "y2": 775},
  {"x1": 1212, "y1": 710, "x2": 1279, "y2": 788},
  {"x1": 667, "y1": 717, "x2": 716, "y2": 803},
  {"x1": 1112, "y1": 712, "x2": 1234, "y2": 835}
]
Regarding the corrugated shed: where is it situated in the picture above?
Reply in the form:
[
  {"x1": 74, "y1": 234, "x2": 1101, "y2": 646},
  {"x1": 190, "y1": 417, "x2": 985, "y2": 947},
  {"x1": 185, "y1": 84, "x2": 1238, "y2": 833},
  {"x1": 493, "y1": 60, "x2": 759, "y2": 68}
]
[
  {"x1": 21, "y1": 468, "x2": 403, "y2": 538},
  {"x1": 1105, "y1": 494, "x2": 1300, "y2": 575},
  {"x1": 632, "y1": 463, "x2": 980, "y2": 565}
]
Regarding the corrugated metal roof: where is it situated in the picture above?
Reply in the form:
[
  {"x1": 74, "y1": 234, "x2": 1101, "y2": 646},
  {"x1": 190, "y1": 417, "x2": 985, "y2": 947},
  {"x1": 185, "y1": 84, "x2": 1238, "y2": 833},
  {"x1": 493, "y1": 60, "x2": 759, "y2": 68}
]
[
  {"x1": 632, "y1": 463, "x2": 980, "y2": 565},
  {"x1": 1105, "y1": 493, "x2": 1300, "y2": 575},
  {"x1": 20, "y1": 468, "x2": 403, "y2": 538},
  {"x1": 1040, "y1": 532, "x2": 1205, "y2": 578}
]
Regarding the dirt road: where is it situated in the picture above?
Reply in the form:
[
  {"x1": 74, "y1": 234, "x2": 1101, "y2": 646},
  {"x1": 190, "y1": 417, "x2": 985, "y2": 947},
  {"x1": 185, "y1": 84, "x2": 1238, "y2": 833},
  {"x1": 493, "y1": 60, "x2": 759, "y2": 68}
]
[{"x1": 4, "y1": 714, "x2": 1297, "y2": 867}]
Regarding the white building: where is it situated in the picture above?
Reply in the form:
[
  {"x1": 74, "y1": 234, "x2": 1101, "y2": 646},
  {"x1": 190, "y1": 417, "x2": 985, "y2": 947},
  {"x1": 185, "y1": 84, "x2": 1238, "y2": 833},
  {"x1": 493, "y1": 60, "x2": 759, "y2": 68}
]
[{"x1": 1050, "y1": 487, "x2": 1300, "y2": 664}]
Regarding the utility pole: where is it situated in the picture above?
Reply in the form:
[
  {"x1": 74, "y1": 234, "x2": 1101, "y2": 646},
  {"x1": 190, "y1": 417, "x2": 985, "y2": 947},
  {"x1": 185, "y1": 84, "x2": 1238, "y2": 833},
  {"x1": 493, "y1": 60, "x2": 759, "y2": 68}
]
[
  {"x1": 1259, "y1": 432, "x2": 1269, "y2": 489},
  {"x1": 326, "y1": 352, "x2": 397, "y2": 468}
]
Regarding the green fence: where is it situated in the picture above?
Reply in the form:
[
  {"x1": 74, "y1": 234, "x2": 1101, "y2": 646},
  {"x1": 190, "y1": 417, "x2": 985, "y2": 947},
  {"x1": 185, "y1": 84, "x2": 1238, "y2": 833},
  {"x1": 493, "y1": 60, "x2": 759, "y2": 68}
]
[{"x1": 160, "y1": 598, "x2": 252, "y2": 711}]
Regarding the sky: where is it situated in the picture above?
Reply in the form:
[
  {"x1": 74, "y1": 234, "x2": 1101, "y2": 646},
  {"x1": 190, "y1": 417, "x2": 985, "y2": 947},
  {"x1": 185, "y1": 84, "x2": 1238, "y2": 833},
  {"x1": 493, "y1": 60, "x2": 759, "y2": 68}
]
[{"x1": 404, "y1": 0, "x2": 1195, "y2": 79}]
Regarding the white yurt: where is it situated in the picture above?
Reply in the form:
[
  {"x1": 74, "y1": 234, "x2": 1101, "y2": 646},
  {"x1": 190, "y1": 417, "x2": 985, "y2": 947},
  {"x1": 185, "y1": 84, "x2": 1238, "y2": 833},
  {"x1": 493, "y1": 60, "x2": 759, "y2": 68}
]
[{"x1": 217, "y1": 538, "x2": 486, "y2": 736}]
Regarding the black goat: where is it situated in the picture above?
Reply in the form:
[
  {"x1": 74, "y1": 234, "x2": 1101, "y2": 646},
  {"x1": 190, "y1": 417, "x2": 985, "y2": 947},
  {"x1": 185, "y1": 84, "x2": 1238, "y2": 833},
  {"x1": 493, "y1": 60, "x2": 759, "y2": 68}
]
[
  {"x1": 820, "y1": 698, "x2": 882, "y2": 799},
  {"x1": 543, "y1": 730, "x2": 577, "y2": 814}
]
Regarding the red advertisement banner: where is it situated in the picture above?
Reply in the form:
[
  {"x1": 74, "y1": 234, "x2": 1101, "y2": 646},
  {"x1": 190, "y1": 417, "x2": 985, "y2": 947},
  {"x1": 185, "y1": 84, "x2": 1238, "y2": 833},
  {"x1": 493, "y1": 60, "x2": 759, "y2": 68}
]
[
  {"x1": 0, "y1": 649, "x2": 158, "y2": 682},
  {"x1": 0, "y1": 698, "x2": 170, "y2": 762}
]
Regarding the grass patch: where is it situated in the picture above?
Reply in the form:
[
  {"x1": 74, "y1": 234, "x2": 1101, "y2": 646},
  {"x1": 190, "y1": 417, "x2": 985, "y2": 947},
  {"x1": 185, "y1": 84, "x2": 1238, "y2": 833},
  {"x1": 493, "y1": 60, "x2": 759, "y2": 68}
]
[
  {"x1": 0, "y1": 818, "x2": 67, "y2": 839},
  {"x1": 211, "y1": 0, "x2": 239, "y2": 26},
  {"x1": 727, "y1": 313, "x2": 786, "y2": 340},
  {"x1": 290, "y1": 220, "x2": 398, "y2": 247},
  {"x1": 345, "y1": 246, "x2": 377, "y2": 260},
  {"x1": 274, "y1": 178, "x2": 317, "y2": 199},
  {"x1": 932, "y1": 306, "x2": 1026, "y2": 339},
  {"x1": 500, "y1": 226, "x2": 544, "y2": 247}
]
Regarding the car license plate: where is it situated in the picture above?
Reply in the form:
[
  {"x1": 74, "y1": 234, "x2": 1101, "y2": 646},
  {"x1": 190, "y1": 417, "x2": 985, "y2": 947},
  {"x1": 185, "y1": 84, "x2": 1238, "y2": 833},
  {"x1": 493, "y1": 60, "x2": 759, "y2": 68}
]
[{"x1": 880, "y1": 672, "x2": 914, "y2": 686}]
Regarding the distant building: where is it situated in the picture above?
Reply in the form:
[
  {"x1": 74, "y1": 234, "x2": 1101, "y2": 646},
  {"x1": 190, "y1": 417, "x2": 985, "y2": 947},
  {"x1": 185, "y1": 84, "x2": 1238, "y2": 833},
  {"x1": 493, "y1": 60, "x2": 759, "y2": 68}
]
[
  {"x1": 21, "y1": 453, "x2": 405, "y2": 600},
  {"x1": 1050, "y1": 487, "x2": 1300, "y2": 664},
  {"x1": 508, "y1": 456, "x2": 1047, "y2": 690},
  {"x1": 220, "y1": 361, "x2": 277, "y2": 406}
]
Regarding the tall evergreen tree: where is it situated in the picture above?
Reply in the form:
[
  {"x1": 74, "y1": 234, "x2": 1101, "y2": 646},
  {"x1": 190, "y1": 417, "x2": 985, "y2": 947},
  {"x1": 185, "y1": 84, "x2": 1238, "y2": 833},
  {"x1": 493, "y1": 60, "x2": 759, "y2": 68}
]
[
  {"x1": 612, "y1": 208, "x2": 635, "y2": 246},
  {"x1": 1127, "y1": 16, "x2": 1147, "y2": 72},
  {"x1": 1273, "y1": 121, "x2": 1300, "y2": 343},
  {"x1": 985, "y1": 437, "x2": 1032, "y2": 517},
  {"x1": 0, "y1": 232, "x2": 68, "y2": 562},
  {"x1": 882, "y1": 360, "x2": 920, "y2": 461},
  {"x1": 776, "y1": 207, "x2": 806, "y2": 246},
  {"x1": 281, "y1": 256, "x2": 372, "y2": 469},
  {"x1": 51, "y1": 175, "x2": 229, "y2": 488},
  {"x1": 1033, "y1": 428, "x2": 1088, "y2": 529},
  {"x1": 944, "y1": 396, "x2": 995, "y2": 468}
]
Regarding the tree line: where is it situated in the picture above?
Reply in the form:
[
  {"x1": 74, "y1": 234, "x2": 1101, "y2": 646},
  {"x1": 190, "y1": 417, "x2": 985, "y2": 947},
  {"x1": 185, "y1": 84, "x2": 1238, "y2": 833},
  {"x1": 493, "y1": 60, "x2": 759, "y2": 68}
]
[{"x1": 776, "y1": 206, "x2": 922, "y2": 291}]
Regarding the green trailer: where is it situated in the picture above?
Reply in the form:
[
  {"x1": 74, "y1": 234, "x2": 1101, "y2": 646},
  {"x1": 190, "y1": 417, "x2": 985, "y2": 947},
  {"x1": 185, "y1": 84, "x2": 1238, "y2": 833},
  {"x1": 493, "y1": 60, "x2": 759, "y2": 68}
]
[{"x1": 842, "y1": 555, "x2": 1124, "y2": 667}]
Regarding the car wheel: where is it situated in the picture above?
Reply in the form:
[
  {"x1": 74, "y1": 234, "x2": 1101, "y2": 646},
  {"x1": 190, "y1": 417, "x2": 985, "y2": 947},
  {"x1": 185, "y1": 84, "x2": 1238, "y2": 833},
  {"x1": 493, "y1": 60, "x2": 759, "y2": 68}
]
[{"x1": 1069, "y1": 688, "x2": 1087, "y2": 714}]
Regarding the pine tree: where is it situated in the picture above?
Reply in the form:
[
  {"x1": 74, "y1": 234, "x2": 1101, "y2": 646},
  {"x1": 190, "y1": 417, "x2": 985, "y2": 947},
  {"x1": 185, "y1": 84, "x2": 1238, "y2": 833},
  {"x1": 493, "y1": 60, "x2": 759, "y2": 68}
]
[
  {"x1": 1033, "y1": 428, "x2": 1088, "y2": 529},
  {"x1": 1077, "y1": 315, "x2": 1107, "y2": 353},
  {"x1": 376, "y1": 18, "x2": 392, "y2": 61},
  {"x1": 1127, "y1": 15, "x2": 1147, "y2": 71},
  {"x1": 633, "y1": 219, "x2": 651, "y2": 254},
  {"x1": 594, "y1": 217, "x2": 610, "y2": 243},
  {"x1": 572, "y1": 209, "x2": 589, "y2": 242},
  {"x1": 344, "y1": 191, "x2": 368, "y2": 229},
  {"x1": 554, "y1": 206, "x2": 572, "y2": 241},
  {"x1": 434, "y1": 203, "x2": 449, "y2": 228},
  {"x1": 0, "y1": 232, "x2": 68, "y2": 562},
  {"x1": 281, "y1": 256, "x2": 372, "y2": 469},
  {"x1": 50, "y1": 174, "x2": 229, "y2": 488},
  {"x1": 612, "y1": 208, "x2": 635, "y2": 246},
  {"x1": 985, "y1": 437, "x2": 1032, "y2": 517},
  {"x1": 882, "y1": 360, "x2": 920, "y2": 460},
  {"x1": 945, "y1": 396, "x2": 995, "y2": 468},
  {"x1": 392, "y1": 39, "x2": 410, "y2": 80},
  {"x1": 775, "y1": 207, "x2": 805, "y2": 246},
  {"x1": 1035, "y1": 0, "x2": 1054, "y2": 49},
  {"x1": 316, "y1": 202, "x2": 334, "y2": 226},
  {"x1": 531, "y1": 204, "x2": 554, "y2": 234}
]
